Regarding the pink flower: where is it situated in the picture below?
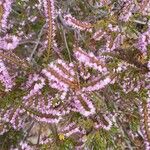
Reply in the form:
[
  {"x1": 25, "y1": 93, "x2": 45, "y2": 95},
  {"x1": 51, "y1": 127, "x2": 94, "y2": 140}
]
[{"x1": 0, "y1": 59, "x2": 13, "y2": 91}]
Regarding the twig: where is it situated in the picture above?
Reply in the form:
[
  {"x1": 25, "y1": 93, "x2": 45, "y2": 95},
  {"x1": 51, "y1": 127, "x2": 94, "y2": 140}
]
[
  {"x1": 49, "y1": 124, "x2": 59, "y2": 145},
  {"x1": 23, "y1": 121, "x2": 35, "y2": 141},
  {"x1": 61, "y1": 26, "x2": 72, "y2": 62},
  {"x1": 29, "y1": 24, "x2": 46, "y2": 62},
  {"x1": 19, "y1": 40, "x2": 43, "y2": 46},
  {"x1": 37, "y1": 124, "x2": 42, "y2": 145},
  {"x1": 0, "y1": 52, "x2": 29, "y2": 69},
  {"x1": 133, "y1": 19, "x2": 147, "y2": 25}
]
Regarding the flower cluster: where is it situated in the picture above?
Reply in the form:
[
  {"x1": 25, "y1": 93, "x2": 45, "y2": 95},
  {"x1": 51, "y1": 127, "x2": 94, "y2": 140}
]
[
  {"x1": 59, "y1": 122, "x2": 86, "y2": 150},
  {"x1": 139, "y1": 98, "x2": 150, "y2": 149},
  {"x1": 139, "y1": 0, "x2": 150, "y2": 16},
  {"x1": 63, "y1": 14, "x2": 92, "y2": 32},
  {"x1": 136, "y1": 27, "x2": 150, "y2": 55},
  {"x1": 0, "y1": 107, "x2": 25, "y2": 130},
  {"x1": 43, "y1": 0, "x2": 57, "y2": 51},
  {"x1": 0, "y1": 0, "x2": 13, "y2": 31},
  {"x1": 41, "y1": 47, "x2": 114, "y2": 117},
  {"x1": 92, "y1": 24, "x2": 125, "y2": 52},
  {"x1": 0, "y1": 34, "x2": 20, "y2": 50},
  {"x1": 0, "y1": 59, "x2": 13, "y2": 91},
  {"x1": 1, "y1": 0, "x2": 150, "y2": 149}
]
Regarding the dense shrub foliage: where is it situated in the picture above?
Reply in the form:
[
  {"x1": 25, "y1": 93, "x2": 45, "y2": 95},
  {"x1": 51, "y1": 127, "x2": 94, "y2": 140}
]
[{"x1": 0, "y1": 0, "x2": 150, "y2": 149}]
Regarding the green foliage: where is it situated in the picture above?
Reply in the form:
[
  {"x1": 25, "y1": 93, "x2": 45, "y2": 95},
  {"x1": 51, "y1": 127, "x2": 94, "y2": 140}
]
[{"x1": 0, "y1": 129, "x2": 23, "y2": 150}]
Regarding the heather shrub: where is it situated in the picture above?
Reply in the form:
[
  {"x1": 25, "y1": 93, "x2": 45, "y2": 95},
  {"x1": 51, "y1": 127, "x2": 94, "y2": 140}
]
[{"x1": 0, "y1": 0, "x2": 150, "y2": 150}]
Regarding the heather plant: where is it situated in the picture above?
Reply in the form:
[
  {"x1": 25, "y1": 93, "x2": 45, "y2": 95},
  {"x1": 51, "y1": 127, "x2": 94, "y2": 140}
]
[{"x1": 0, "y1": 0, "x2": 150, "y2": 150}]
